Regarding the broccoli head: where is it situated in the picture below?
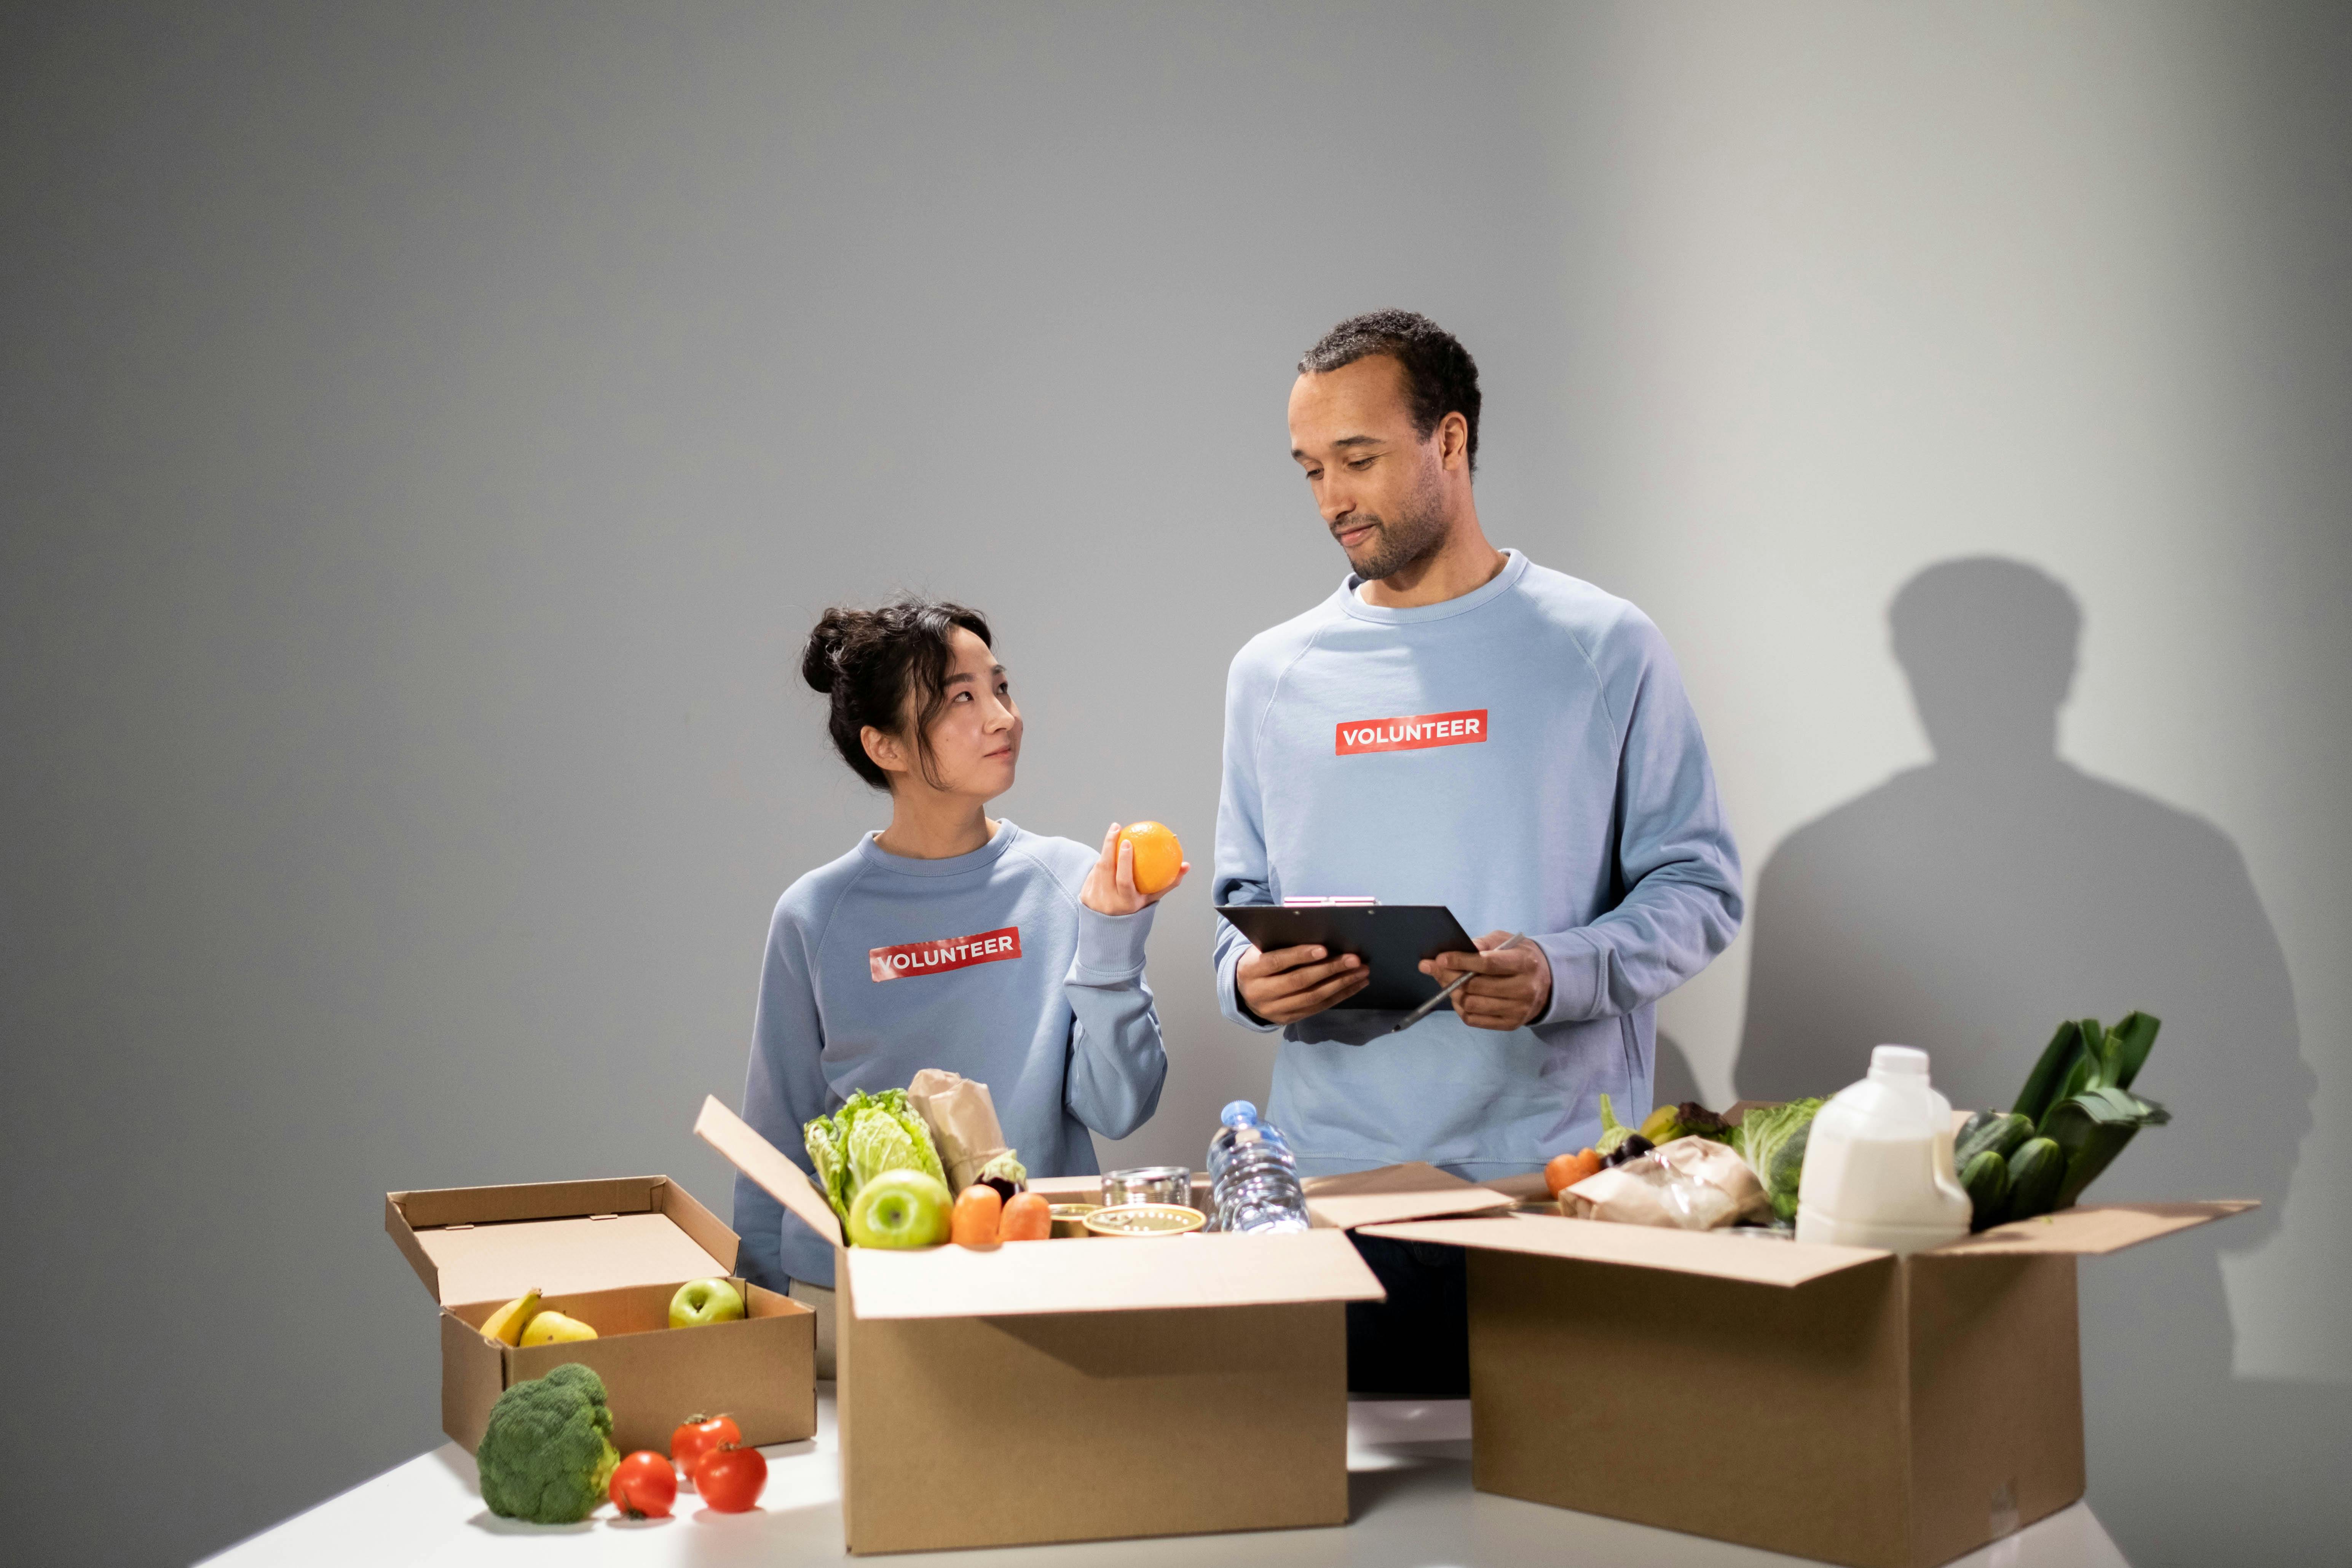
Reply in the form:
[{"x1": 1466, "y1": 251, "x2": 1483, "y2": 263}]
[{"x1": 476, "y1": 1361, "x2": 619, "y2": 1523}]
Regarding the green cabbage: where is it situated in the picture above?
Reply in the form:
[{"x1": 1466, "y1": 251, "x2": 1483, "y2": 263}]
[
  {"x1": 804, "y1": 1088, "x2": 946, "y2": 1224},
  {"x1": 1732, "y1": 1098, "x2": 1823, "y2": 1224}
]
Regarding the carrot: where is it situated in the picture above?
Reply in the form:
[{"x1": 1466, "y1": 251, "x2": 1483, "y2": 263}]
[
  {"x1": 951, "y1": 1185, "x2": 1003, "y2": 1249},
  {"x1": 1545, "y1": 1148, "x2": 1602, "y2": 1196},
  {"x1": 997, "y1": 1191, "x2": 1052, "y2": 1241}
]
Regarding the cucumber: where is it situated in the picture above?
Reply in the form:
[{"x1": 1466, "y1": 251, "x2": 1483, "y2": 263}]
[
  {"x1": 1960, "y1": 1150, "x2": 2011, "y2": 1232},
  {"x1": 1954, "y1": 1109, "x2": 2002, "y2": 1160},
  {"x1": 2003, "y1": 1137, "x2": 2065, "y2": 1222},
  {"x1": 1955, "y1": 1110, "x2": 2033, "y2": 1170}
]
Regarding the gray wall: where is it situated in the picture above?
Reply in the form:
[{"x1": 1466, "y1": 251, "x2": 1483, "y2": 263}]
[{"x1": 3, "y1": 4, "x2": 2344, "y2": 1565}]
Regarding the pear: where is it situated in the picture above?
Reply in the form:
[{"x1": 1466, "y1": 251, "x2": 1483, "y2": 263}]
[
  {"x1": 479, "y1": 1287, "x2": 543, "y2": 1347},
  {"x1": 519, "y1": 1310, "x2": 597, "y2": 1346}
]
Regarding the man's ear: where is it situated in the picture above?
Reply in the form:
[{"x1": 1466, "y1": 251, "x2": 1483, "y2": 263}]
[
  {"x1": 1437, "y1": 410, "x2": 1471, "y2": 472},
  {"x1": 860, "y1": 724, "x2": 909, "y2": 778}
]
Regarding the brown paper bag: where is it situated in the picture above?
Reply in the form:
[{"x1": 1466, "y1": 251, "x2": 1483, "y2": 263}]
[{"x1": 906, "y1": 1068, "x2": 1013, "y2": 1192}]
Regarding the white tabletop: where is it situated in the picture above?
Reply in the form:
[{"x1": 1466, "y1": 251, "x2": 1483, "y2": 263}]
[{"x1": 204, "y1": 1388, "x2": 2128, "y2": 1568}]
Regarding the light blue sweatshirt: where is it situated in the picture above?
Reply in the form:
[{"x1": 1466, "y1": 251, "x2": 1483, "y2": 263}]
[
  {"x1": 733, "y1": 821, "x2": 1166, "y2": 1289},
  {"x1": 1212, "y1": 550, "x2": 1742, "y2": 1177}
]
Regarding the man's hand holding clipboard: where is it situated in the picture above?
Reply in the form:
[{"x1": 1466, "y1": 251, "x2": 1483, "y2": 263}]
[
  {"x1": 1233, "y1": 940, "x2": 1371, "y2": 1023},
  {"x1": 1417, "y1": 932, "x2": 1551, "y2": 1032}
]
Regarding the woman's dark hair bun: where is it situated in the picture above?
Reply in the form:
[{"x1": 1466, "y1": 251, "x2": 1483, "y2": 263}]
[
  {"x1": 799, "y1": 598, "x2": 994, "y2": 790},
  {"x1": 800, "y1": 608, "x2": 854, "y2": 695}
]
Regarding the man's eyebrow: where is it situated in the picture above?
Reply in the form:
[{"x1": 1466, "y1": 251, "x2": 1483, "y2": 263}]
[{"x1": 1292, "y1": 434, "x2": 1386, "y2": 459}]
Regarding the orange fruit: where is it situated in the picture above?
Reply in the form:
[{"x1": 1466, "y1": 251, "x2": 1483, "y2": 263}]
[{"x1": 1119, "y1": 821, "x2": 1184, "y2": 895}]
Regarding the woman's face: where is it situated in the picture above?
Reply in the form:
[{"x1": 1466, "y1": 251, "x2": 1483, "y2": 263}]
[{"x1": 897, "y1": 626, "x2": 1021, "y2": 801}]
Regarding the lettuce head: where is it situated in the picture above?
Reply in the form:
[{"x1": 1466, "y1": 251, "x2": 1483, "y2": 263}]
[{"x1": 804, "y1": 1088, "x2": 946, "y2": 1223}]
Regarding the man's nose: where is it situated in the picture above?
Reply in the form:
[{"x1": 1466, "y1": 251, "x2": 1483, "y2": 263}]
[{"x1": 1319, "y1": 481, "x2": 1355, "y2": 525}]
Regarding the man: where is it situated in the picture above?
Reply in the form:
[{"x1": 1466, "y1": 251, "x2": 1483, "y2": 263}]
[{"x1": 1213, "y1": 309, "x2": 1743, "y2": 1393}]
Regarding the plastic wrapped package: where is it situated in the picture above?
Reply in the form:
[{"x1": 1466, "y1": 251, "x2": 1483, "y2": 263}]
[{"x1": 1559, "y1": 1135, "x2": 1772, "y2": 1231}]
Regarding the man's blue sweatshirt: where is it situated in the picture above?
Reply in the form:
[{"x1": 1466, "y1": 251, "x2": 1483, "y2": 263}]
[
  {"x1": 1212, "y1": 549, "x2": 1742, "y2": 1177},
  {"x1": 734, "y1": 821, "x2": 1166, "y2": 1289}
]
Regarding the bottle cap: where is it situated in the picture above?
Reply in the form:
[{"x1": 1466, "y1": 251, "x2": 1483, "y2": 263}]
[
  {"x1": 1220, "y1": 1100, "x2": 1259, "y2": 1127},
  {"x1": 1870, "y1": 1045, "x2": 1930, "y2": 1078}
]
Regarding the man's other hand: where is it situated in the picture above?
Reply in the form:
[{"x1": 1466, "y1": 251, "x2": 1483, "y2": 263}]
[
  {"x1": 1421, "y1": 932, "x2": 1551, "y2": 1031},
  {"x1": 1236, "y1": 943, "x2": 1368, "y2": 1024}
]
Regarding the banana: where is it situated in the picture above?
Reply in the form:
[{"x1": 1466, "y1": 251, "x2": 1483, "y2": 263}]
[{"x1": 479, "y1": 1287, "x2": 542, "y2": 1347}]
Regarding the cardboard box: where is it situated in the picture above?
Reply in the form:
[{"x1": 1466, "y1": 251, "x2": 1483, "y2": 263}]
[
  {"x1": 696, "y1": 1095, "x2": 1512, "y2": 1555},
  {"x1": 1364, "y1": 1198, "x2": 2255, "y2": 1568},
  {"x1": 386, "y1": 1173, "x2": 817, "y2": 1455}
]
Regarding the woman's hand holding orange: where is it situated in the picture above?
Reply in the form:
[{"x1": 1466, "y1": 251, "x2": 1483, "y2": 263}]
[{"x1": 1081, "y1": 821, "x2": 1189, "y2": 915}]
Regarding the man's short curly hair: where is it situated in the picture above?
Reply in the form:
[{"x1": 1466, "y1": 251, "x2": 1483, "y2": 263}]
[{"x1": 1298, "y1": 309, "x2": 1483, "y2": 474}]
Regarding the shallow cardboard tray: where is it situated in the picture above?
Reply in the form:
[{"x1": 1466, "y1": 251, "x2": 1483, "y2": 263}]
[{"x1": 387, "y1": 1173, "x2": 816, "y2": 1455}]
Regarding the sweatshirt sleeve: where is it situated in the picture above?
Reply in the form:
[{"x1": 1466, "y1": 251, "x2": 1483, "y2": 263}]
[
  {"x1": 1211, "y1": 647, "x2": 1285, "y2": 1031},
  {"x1": 732, "y1": 898, "x2": 839, "y2": 1293},
  {"x1": 1062, "y1": 901, "x2": 1169, "y2": 1137},
  {"x1": 1534, "y1": 611, "x2": 1745, "y2": 1025}
]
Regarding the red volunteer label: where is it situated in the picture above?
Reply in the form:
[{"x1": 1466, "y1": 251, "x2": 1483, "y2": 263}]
[
  {"x1": 1334, "y1": 708, "x2": 1489, "y2": 756},
  {"x1": 868, "y1": 925, "x2": 1023, "y2": 983}
]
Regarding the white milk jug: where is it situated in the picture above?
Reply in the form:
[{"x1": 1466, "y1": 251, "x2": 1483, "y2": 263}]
[{"x1": 1794, "y1": 1044, "x2": 1972, "y2": 1255}]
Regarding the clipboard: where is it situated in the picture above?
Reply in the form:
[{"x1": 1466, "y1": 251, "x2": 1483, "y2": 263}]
[{"x1": 1216, "y1": 903, "x2": 1480, "y2": 1012}]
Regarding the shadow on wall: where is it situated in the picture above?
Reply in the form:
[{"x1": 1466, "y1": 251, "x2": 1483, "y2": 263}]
[{"x1": 1733, "y1": 557, "x2": 2341, "y2": 1566}]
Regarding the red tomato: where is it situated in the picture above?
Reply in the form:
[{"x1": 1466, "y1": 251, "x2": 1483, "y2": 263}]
[
  {"x1": 608, "y1": 1450, "x2": 677, "y2": 1519},
  {"x1": 695, "y1": 1443, "x2": 768, "y2": 1513},
  {"x1": 669, "y1": 1413, "x2": 740, "y2": 1489}
]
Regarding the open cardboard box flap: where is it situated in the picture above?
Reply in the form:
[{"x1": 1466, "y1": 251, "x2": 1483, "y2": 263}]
[
  {"x1": 1365, "y1": 1198, "x2": 2256, "y2": 1289},
  {"x1": 696, "y1": 1095, "x2": 1387, "y2": 1318},
  {"x1": 385, "y1": 1176, "x2": 739, "y2": 1306},
  {"x1": 1364, "y1": 1212, "x2": 1889, "y2": 1287},
  {"x1": 1300, "y1": 1161, "x2": 1516, "y2": 1229}
]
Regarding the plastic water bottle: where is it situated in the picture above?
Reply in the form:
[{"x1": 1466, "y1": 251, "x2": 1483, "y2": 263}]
[{"x1": 1206, "y1": 1101, "x2": 1311, "y2": 1233}]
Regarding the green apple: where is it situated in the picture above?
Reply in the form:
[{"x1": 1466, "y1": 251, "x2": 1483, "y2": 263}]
[
  {"x1": 845, "y1": 1169, "x2": 952, "y2": 1249},
  {"x1": 669, "y1": 1276, "x2": 747, "y2": 1329}
]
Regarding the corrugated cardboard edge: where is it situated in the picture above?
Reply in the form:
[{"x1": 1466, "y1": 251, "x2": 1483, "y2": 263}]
[
  {"x1": 386, "y1": 1175, "x2": 740, "y2": 1305},
  {"x1": 386, "y1": 1194, "x2": 441, "y2": 1299},
  {"x1": 1301, "y1": 1160, "x2": 1516, "y2": 1230},
  {"x1": 1368, "y1": 1199, "x2": 2258, "y2": 1288},
  {"x1": 659, "y1": 1180, "x2": 740, "y2": 1274},
  {"x1": 1925, "y1": 1199, "x2": 2256, "y2": 1258},
  {"x1": 694, "y1": 1093, "x2": 843, "y2": 1247},
  {"x1": 392, "y1": 1176, "x2": 667, "y2": 1230},
  {"x1": 1365, "y1": 1214, "x2": 1890, "y2": 1289},
  {"x1": 844, "y1": 1228, "x2": 1385, "y2": 1319}
]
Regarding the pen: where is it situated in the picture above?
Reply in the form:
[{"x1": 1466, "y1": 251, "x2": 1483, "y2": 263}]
[{"x1": 1388, "y1": 932, "x2": 1529, "y2": 1034}]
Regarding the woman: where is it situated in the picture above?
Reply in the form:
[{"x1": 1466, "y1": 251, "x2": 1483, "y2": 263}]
[{"x1": 733, "y1": 597, "x2": 1184, "y2": 1354}]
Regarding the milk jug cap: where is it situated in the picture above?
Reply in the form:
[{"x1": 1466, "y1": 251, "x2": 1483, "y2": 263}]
[{"x1": 1869, "y1": 1044, "x2": 1930, "y2": 1080}]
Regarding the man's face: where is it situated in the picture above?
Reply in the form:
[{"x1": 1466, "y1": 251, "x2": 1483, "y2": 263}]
[{"x1": 1288, "y1": 354, "x2": 1450, "y2": 581}]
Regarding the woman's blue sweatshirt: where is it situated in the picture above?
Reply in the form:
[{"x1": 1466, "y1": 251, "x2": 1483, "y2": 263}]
[
  {"x1": 1211, "y1": 550, "x2": 1743, "y2": 1177},
  {"x1": 733, "y1": 821, "x2": 1166, "y2": 1289}
]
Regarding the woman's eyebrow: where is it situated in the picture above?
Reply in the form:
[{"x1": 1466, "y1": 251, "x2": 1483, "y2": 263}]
[{"x1": 943, "y1": 664, "x2": 1006, "y2": 688}]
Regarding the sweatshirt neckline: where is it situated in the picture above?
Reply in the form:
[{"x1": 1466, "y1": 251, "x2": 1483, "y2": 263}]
[
  {"x1": 854, "y1": 820, "x2": 1022, "y2": 878},
  {"x1": 1336, "y1": 547, "x2": 1529, "y2": 625}
]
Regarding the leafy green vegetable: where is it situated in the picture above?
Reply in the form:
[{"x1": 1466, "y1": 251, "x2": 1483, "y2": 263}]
[
  {"x1": 476, "y1": 1362, "x2": 619, "y2": 1525},
  {"x1": 803, "y1": 1088, "x2": 948, "y2": 1225},
  {"x1": 2007, "y1": 1011, "x2": 2167, "y2": 1212},
  {"x1": 805, "y1": 1114, "x2": 849, "y2": 1218},
  {"x1": 978, "y1": 1149, "x2": 1027, "y2": 1186},
  {"x1": 1732, "y1": 1098, "x2": 1824, "y2": 1224},
  {"x1": 1596, "y1": 1093, "x2": 1636, "y2": 1156}
]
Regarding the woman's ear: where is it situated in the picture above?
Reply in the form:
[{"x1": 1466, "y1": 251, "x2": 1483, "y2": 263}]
[{"x1": 860, "y1": 724, "x2": 910, "y2": 778}]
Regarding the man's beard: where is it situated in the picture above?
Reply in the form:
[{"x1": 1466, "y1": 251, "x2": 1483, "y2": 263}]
[{"x1": 1339, "y1": 473, "x2": 1450, "y2": 582}]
